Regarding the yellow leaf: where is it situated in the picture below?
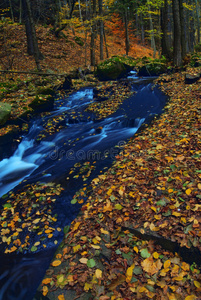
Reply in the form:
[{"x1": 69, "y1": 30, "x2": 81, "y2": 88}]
[
  {"x1": 168, "y1": 189, "x2": 174, "y2": 193},
  {"x1": 181, "y1": 262, "x2": 190, "y2": 271},
  {"x1": 185, "y1": 296, "x2": 198, "y2": 300},
  {"x1": 84, "y1": 282, "x2": 93, "y2": 291},
  {"x1": 103, "y1": 200, "x2": 113, "y2": 212},
  {"x1": 92, "y1": 236, "x2": 101, "y2": 244},
  {"x1": 34, "y1": 241, "x2": 40, "y2": 247},
  {"x1": 126, "y1": 263, "x2": 135, "y2": 282},
  {"x1": 186, "y1": 188, "x2": 192, "y2": 195},
  {"x1": 164, "y1": 260, "x2": 171, "y2": 269},
  {"x1": 72, "y1": 221, "x2": 81, "y2": 231},
  {"x1": 42, "y1": 278, "x2": 52, "y2": 285},
  {"x1": 107, "y1": 188, "x2": 113, "y2": 196},
  {"x1": 58, "y1": 295, "x2": 65, "y2": 300},
  {"x1": 91, "y1": 244, "x2": 100, "y2": 249},
  {"x1": 45, "y1": 229, "x2": 53, "y2": 234},
  {"x1": 100, "y1": 228, "x2": 109, "y2": 235},
  {"x1": 139, "y1": 286, "x2": 147, "y2": 293},
  {"x1": 33, "y1": 218, "x2": 41, "y2": 224},
  {"x1": 73, "y1": 244, "x2": 81, "y2": 252},
  {"x1": 42, "y1": 286, "x2": 48, "y2": 296},
  {"x1": 151, "y1": 206, "x2": 157, "y2": 213},
  {"x1": 95, "y1": 269, "x2": 102, "y2": 279},
  {"x1": 52, "y1": 260, "x2": 61, "y2": 267},
  {"x1": 153, "y1": 252, "x2": 159, "y2": 259},
  {"x1": 133, "y1": 246, "x2": 138, "y2": 253},
  {"x1": 181, "y1": 217, "x2": 187, "y2": 223},
  {"x1": 172, "y1": 211, "x2": 181, "y2": 217},
  {"x1": 156, "y1": 144, "x2": 163, "y2": 150},
  {"x1": 79, "y1": 257, "x2": 88, "y2": 264},
  {"x1": 194, "y1": 281, "x2": 201, "y2": 288},
  {"x1": 92, "y1": 178, "x2": 99, "y2": 185},
  {"x1": 198, "y1": 183, "x2": 201, "y2": 190}
]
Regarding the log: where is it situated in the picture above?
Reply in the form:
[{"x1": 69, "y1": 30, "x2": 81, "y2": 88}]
[{"x1": 0, "y1": 70, "x2": 66, "y2": 76}]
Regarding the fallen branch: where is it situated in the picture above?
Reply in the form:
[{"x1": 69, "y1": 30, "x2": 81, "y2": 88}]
[
  {"x1": 0, "y1": 70, "x2": 66, "y2": 76},
  {"x1": 121, "y1": 225, "x2": 201, "y2": 268}
]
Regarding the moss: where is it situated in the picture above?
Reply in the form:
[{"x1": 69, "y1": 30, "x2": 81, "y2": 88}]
[{"x1": 96, "y1": 56, "x2": 136, "y2": 81}]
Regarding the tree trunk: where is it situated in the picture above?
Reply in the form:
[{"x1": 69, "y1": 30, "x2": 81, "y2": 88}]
[
  {"x1": 161, "y1": 0, "x2": 171, "y2": 59},
  {"x1": 195, "y1": 0, "x2": 200, "y2": 43},
  {"x1": 22, "y1": 0, "x2": 43, "y2": 71},
  {"x1": 148, "y1": 4, "x2": 156, "y2": 58},
  {"x1": 9, "y1": 0, "x2": 14, "y2": 22},
  {"x1": 103, "y1": 25, "x2": 109, "y2": 58},
  {"x1": 124, "y1": 8, "x2": 130, "y2": 55},
  {"x1": 90, "y1": 0, "x2": 96, "y2": 67},
  {"x1": 179, "y1": 0, "x2": 186, "y2": 58},
  {"x1": 172, "y1": 0, "x2": 182, "y2": 66},
  {"x1": 98, "y1": 0, "x2": 104, "y2": 60}
]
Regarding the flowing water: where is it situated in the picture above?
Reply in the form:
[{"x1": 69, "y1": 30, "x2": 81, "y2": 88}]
[{"x1": 0, "y1": 74, "x2": 167, "y2": 300}]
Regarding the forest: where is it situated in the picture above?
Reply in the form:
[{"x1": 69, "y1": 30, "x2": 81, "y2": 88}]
[{"x1": 0, "y1": 1, "x2": 201, "y2": 300}]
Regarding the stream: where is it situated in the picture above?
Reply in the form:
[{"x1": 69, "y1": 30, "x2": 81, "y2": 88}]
[{"x1": 0, "y1": 73, "x2": 167, "y2": 300}]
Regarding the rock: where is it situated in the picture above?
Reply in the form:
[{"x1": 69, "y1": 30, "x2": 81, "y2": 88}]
[
  {"x1": 61, "y1": 76, "x2": 72, "y2": 90},
  {"x1": 0, "y1": 102, "x2": 11, "y2": 125},
  {"x1": 96, "y1": 59, "x2": 126, "y2": 81},
  {"x1": 29, "y1": 95, "x2": 54, "y2": 113},
  {"x1": 138, "y1": 63, "x2": 167, "y2": 77},
  {"x1": 185, "y1": 73, "x2": 201, "y2": 84},
  {"x1": 36, "y1": 87, "x2": 56, "y2": 96}
]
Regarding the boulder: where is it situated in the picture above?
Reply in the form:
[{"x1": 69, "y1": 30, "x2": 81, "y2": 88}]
[
  {"x1": 185, "y1": 73, "x2": 201, "y2": 84},
  {"x1": 29, "y1": 95, "x2": 54, "y2": 113},
  {"x1": 96, "y1": 57, "x2": 127, "y2": 81},
  {"x1": 0, "y1": 102, "x2": 11, "y2": 125},
  {"x1": 138, "y1": 63, "x2": 167, "y2": 77}
]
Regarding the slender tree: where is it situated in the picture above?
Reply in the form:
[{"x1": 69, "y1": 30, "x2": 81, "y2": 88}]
[
  {"x1": 22, "y1": 0, "x2": 43, "y2": 71},
  {"x1": 172, "y1": 0, "x2": 182, "y2": 66}
]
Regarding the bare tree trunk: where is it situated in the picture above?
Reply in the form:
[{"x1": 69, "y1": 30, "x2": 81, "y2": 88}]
[
  {"x1": 141, "y1": 13, "x2": 145, "y2": 45},
  {"x1": 9, "y1": 0, "x2": 14, "y2": 22},
  {"x1": 179, "y1": 0, "x2": 186, "y2": 58},
  {"x1": 22, "y1": 0, "x2": 43, "y2": 71},
  {"x1": 161, "y1": 0, "x2": 171, "y2": 59},
  {"x1": 124, "y1": 8, "x2": 130, "y2": 55},
  {"x1": 90, "y1": 0, "x2": 96, "y2": 67},
  {"x1": 172, "y1": 0, "x2": 182, "y2": 66},
  {"x1": 19, "y1": 0, "x2": 22, "y2": 23},
  {"x1": 103, "y1": 25, "x2": 109, "y2": 58},
  {"x1": 148, "y1": 4, "x2": 156, "y2": 58},
  {"x1": 195, "y1": 0, "x2": 200, "y2": 43},
  {"x1": 98, "y1": 0, "x2": 104, "y2": 60}
]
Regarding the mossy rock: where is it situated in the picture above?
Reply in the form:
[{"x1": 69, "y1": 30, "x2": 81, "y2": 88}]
[
  {"x1": 96, "y1": 56, "x2": 136, "y2": 81},
  {"x1": 29, "y1": 95, "x2": 54, "y2": 112},
  {"x1": 0, "y1": 102, "x2": 11, "y2": 125},
  {"x1": 36, "y1": 87, "x2": 56, "y2": 96},
  {"x1": 138, "y1": 63, "x2": 167, "y2": 77}
]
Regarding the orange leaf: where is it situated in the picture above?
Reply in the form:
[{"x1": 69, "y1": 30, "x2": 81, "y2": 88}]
[
  {"x1": 52, "y1": 260, "x2": 61, "y2": 267},
  {"x1": 141, "y1": 257, "x2": 162, "y2": 275},
  {"x1": 42, "y1": 278, "x2": 52, "y2": 285}
]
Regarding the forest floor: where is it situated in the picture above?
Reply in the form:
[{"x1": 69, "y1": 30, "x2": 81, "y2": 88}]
[
  {"x1": 38, "y1": 66, "x2": 201, "y2": 300},
  {"x1": 0, "y1": 21, "x2": 201, "y2": 300}
]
